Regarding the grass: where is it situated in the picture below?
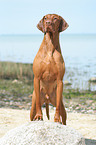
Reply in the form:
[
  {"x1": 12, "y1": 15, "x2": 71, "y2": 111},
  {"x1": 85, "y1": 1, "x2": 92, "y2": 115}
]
[
  {"x1": 0, "y1": 78, "x2": 96, "y2": 111},
  {"x1": 0, "y1": 61, "x2": 34, "y2": 82},
  {"x1": 0, "y1": 79, "x2": 33, "y2": 97},
  {"x1": 0, "y1": 61, "x2": 96, "y2": 105},
  {"x1": 63, "y1": 88, "x2": 96, "y2": 100}
]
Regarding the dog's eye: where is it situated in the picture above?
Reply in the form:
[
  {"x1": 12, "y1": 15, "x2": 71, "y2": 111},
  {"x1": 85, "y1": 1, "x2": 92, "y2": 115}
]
[
  {"x1": 54, "y1": 17, "x2": 57, "y2": 20},
  {"x1": 44, "y1": 17, "x2": 47, "y2": 20}
]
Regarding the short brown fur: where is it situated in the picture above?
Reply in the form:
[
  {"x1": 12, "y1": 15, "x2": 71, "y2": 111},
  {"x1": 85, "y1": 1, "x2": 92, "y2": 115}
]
[{"x1": 30, "y1": 14, "x2": 69, "y2": 125}]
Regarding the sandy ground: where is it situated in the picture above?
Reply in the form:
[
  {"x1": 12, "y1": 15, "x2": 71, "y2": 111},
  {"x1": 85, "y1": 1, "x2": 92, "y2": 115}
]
[{"x1": 0, "y1": 108, "x2": 96, "y2": 143}]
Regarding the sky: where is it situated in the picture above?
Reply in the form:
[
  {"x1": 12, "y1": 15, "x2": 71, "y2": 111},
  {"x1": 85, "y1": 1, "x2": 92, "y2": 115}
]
[{"x1": 0, "y1": 0, "x2": 96, "y2": 35}]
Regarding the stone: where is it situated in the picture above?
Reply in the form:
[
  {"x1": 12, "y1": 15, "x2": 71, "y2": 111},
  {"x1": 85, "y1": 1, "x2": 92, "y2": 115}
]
[
  {"x1": 0, "y1": 121, "x2": 85, "y2": 145},
  {"x1": 89, "y1": 77, "x2": 96, "y2": 83},
  {"x1": 12, "y1": 79, "x2": 18, "y2": 83},
  {"x1": 64, "y1": 80, "x2": 72, "y2": 86}
]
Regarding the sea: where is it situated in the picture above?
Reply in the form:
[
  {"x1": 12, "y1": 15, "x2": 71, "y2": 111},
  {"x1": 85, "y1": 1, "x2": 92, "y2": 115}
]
[{"x1": 0, "y1": 34, "x2": 96, "y2": 91}]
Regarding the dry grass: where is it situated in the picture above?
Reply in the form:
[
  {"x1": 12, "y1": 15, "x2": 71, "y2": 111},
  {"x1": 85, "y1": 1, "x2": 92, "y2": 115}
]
[{"x1": 0, "y1": 61, "x2": 34, "y2": 81}]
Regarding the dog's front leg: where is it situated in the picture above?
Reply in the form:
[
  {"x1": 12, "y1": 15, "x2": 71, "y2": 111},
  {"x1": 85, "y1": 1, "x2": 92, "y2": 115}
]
[
  {"x1": 34, "y1": 77, "x2": 43, "y2": 120},
  {"x1": 54, "y1": 80, "x2": 63, "y2": 123}
]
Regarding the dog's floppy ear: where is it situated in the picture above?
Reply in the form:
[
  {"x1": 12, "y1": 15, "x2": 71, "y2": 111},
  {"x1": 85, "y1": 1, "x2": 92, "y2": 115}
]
[
  {"x1": 59, "y1": 16, "x2": 69, "y2": 32},
  {"x1": 37, "y1": 17, "x2": 44, "y2": 33}
]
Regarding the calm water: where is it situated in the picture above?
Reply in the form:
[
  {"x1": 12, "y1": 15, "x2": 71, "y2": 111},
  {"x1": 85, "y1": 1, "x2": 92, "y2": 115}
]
[{"x1": 0, "y1": 34, "x2": 96, "y2": 91}]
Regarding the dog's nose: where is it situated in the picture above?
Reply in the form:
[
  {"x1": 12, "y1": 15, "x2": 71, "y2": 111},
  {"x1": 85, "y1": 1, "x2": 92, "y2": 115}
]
[{"x1": 46, "y1": 20, "x2": 51, "y2": 25}]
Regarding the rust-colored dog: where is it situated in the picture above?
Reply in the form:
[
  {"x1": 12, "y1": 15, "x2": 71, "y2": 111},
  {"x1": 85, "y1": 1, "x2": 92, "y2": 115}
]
[{"x1": 30, "y1": 14, "x2": 69, "y2": 125}]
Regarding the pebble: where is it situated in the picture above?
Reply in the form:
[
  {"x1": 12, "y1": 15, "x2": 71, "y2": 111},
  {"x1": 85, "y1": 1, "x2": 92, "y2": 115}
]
[
  {"x1": 89, "y1": 77, "x2": 96, "y2": 83},
  {"x1": 0, "y1": 91, "x2": 96, "y2": 115},
  {"x1": 64, "y1": 80, "x2": 72, "y2": 86}
]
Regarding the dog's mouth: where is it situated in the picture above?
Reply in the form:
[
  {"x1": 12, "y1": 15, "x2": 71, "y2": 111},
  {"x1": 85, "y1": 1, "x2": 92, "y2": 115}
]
[{"x1": 44, "y1": 25, "x2": 55, "y2": 34}]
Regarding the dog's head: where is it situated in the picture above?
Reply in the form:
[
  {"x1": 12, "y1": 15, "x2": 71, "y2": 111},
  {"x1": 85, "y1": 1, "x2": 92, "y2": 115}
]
[{"x1": 37, "y1": 14, "x2": 69, "y2": 34}]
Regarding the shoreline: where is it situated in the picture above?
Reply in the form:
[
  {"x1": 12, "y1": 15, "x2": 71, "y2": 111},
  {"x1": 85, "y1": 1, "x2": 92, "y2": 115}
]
[{"x1": 0, "y1": 78, "x2": 96, "y2": 114}]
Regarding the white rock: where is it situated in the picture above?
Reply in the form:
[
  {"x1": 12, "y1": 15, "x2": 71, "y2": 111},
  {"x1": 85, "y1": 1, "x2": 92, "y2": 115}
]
[
  {"x1": 12, "y1": 79, "x2": 22, "y2": 84},
  {"x1": 64, "y1": 80, "x2": 72, "y2": 86},
  {"x1": 89, "y1": 77, "x2": 96, "y2": 83},
  {"x1": 0, "y1": 121, "x2": 85, "y2": 145}
]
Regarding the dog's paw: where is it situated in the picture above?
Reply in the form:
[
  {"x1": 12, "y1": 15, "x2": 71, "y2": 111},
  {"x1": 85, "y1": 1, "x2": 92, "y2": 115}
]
[
  {"x1": 33, "y1": 113, "x2": 43, "y2": 121},
  {"x1": 54, "y1": 114, "x2": 61, "y2": 124}
]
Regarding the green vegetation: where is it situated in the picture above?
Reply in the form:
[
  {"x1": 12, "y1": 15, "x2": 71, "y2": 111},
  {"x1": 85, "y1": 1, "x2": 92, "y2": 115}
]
[
  {"x1": 0, "y1": 61, "x2": 34, "y2": 82},
  {"x1": 63, "y1": 89, "x2": 96, "y2": 100},
  {"x1": 0, "y1": 61, "x2": 96, "y2": 99},
  {"x1": 0, "y1": 79, "x2": 33, "y2": 97},
  {"x1": 0, "y1": 61, "x2": 96, "y2": 113}
]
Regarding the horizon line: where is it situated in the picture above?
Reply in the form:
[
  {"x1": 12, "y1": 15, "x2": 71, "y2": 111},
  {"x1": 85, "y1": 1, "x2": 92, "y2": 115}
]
[{"x1": 0, "y1": 33, "x2": 96, "y2": 36}]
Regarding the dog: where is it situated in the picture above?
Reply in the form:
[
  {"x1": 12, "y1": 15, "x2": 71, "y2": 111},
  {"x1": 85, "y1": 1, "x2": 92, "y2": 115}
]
[{"x1": 30, "y1": 14, "x2": 69, "y2": 125}]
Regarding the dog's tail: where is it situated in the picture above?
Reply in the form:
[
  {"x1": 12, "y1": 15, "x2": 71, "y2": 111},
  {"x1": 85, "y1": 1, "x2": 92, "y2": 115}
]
[{"x1": 46, "y1": 103, "x2": 50, "y2": 120}]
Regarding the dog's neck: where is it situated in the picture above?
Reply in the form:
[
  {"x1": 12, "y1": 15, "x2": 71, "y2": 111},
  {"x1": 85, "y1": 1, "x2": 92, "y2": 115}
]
[{"x1": 44, "y1": 32, "x2": 60, "y2": 53}]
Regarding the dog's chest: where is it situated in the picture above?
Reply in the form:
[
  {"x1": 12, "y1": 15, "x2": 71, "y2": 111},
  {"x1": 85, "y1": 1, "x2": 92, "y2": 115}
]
[{"x1": 41, "y1": 53, "x2": 58, "y2": 82}]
